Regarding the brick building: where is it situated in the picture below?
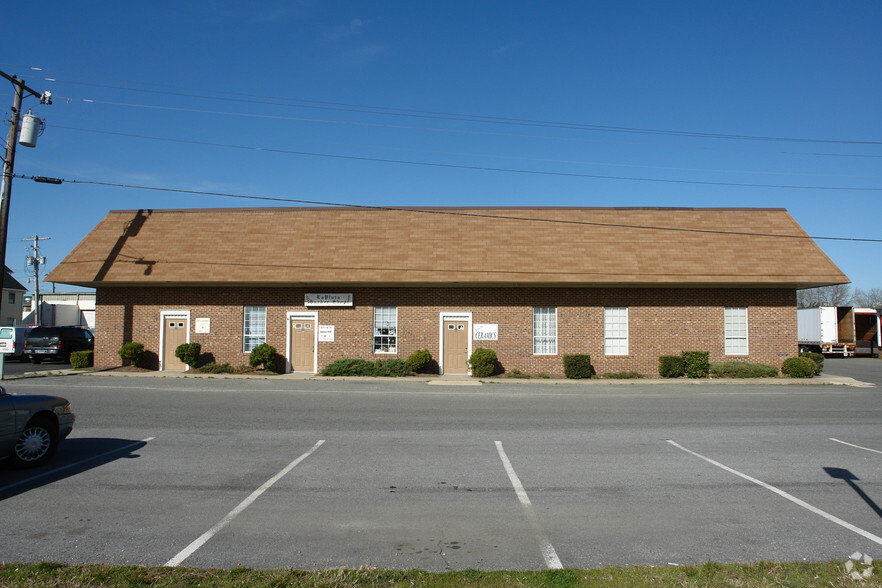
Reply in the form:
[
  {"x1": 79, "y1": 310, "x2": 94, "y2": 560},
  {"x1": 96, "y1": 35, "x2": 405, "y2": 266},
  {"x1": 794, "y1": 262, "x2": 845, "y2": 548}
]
[{"x1": 47, "y1": 207, "x2": 849, "y2": 376}]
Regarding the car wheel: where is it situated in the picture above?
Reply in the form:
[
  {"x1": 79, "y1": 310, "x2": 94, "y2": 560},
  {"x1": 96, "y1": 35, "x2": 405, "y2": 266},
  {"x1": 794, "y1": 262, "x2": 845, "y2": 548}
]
[{"x1": 11, "y1": 416, "x2": 58, "y2": 468}]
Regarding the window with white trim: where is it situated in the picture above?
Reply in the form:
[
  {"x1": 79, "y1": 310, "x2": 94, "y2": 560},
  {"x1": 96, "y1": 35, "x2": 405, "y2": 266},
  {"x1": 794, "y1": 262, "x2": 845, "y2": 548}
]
[
  {"x1": 724, "y1": 307, "x2": 748, "y2": 355},
  {"x1": 373, "y1": 306, "x2": 397, "y2": 353},
  {"x1": 243, "y1": 306, "x2": 266, "y2": 353},
  {"x1": 604, "y1": 307, "x2": 629, "y2": 355},
  {"x1": 533, "y1": 307, "x2": 557, "y2": 354}
]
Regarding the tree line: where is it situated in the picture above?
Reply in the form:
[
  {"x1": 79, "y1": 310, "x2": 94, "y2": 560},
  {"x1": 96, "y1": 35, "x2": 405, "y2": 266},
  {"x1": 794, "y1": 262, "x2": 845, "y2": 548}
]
[{"x1": 796, "y1": 285, "x2": 882, "y2": 309}]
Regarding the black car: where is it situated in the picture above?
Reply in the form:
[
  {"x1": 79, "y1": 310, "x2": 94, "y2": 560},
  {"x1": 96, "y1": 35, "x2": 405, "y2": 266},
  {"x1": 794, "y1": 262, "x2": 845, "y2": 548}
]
[{"x1": 23, "y1": 326, "x2": 94, "y2": 364}]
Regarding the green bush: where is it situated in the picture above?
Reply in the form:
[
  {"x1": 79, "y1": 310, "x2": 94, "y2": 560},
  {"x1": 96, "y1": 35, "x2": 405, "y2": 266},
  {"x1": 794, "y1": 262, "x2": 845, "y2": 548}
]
[
  {"x1": 405, "y1": 349, "x2": 433, "y2": 373},
  {"x1": 682, "y1": 351, "x2": 710, "y2": 378},
  {"x1": 198, "y1": 362, "x2": 234, "y2": 374},
  {"x1": 321, "y1": 358, "x2": 376, "y2": 376},
  {"x1": 118, "y1": 342, "x2": 144, "y2": 367},
  {"x1": 782, "y1": 357, "x2": 817, "y2": 378},
  {"x1": 468, "y1": 347, "x2": 499, "y2": 377},
  {"x1": 600, "y1": 371, "x2": 644, "y2": 379},
  {"x1": 373, "y1": 358, "x2": 411, "y2": 377},
  {"x1": 710, "y1": 362, "x2": 778, "y2": 378},
  {"x1": 70, "y1": 350, "x2": 93, "y2": 369},
  {"x1": 175, "y1": 342, "x2": 202, "y2": 368},
  {"x1": 563, "y1": 354, "x2": 593, "y2": 379},
  {"x1": 249, "y1": 343, "x2": 278, "y2": 370},
  {"x1": 658, "y1": 355, "x2": 685, "y2": 378},
  {"x1": 799, "y1": 351, "x2": 824, "y2": 375}
]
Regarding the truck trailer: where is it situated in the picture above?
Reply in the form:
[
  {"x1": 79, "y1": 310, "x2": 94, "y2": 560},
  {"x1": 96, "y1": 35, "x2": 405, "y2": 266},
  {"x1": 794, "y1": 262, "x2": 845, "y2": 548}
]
[{"x1": 797, "y1": 306, "x2": 856, "y2": 356}]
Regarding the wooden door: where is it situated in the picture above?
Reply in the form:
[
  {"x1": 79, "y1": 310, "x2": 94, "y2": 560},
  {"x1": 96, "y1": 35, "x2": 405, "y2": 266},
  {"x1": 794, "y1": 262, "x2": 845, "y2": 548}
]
[
  {"x1": 291, "y1": 319, "x2": 316, "y2": 372},
  {"x1": 163, "y1": 318, "x2": 188, "y2": 370},
  {"x1": 443, "y1": 321, "x2": 468, "y2": 374}
]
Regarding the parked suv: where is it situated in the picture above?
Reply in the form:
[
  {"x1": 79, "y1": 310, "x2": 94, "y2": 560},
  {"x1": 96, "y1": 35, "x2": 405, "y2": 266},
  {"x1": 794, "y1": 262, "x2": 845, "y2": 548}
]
[{"x1": 24, "y1": 326, "x2": 94, "y2": 364}]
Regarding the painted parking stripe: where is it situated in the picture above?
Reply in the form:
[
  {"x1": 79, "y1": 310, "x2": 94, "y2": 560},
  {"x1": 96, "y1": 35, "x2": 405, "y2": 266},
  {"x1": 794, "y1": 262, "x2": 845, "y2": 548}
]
[
  {"x1": 165, "y1": 439, "x2": 325, "y2": 567},
  {"x1": 830, "y1": 438, "x2": 882, "y2": 455},
  {"x1": 0, "y1": 437, "x2": 156, "y2": 494},
  {"x1": 667, "y1": 439, "x2": 882, "y2": 547},
  {"x1": 495, "y1": 441, "x2": 563, "y2": 569}
]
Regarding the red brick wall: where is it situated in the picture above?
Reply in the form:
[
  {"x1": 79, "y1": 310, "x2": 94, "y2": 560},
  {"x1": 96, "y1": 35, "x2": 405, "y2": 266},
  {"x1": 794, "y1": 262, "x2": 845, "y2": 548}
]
[{"x1": 95, "y1": 286, "x2": 797, "y2": 376}]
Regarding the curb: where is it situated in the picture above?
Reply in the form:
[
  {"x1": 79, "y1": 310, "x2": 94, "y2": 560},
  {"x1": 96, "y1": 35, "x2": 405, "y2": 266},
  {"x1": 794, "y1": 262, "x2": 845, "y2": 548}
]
[{"x1": 1, "y1": 369, "x2": 872, "y2": 387}]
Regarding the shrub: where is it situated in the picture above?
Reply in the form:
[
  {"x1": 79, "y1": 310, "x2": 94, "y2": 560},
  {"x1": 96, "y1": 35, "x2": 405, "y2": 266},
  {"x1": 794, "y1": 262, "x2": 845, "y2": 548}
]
[
  {"x1": 118, "y1": 342, "x2": 144, "y2": 367},
  {"x1": 198, "y1": 362, "x2": 234, "y2": 374},
  {"x1": 70, "y1": 350, "x2": 93, "y2": 369},
  {"x1": 506, "y1": 369, "x2": 531, "y2": 379},
  {"x1": 468, "y1": 347, "x2": 499, "y2": 377},
  {"x1": 321, "y1": 358, "x2": 376, "y2": 376},
  {"x1": 405, "y1": 349, "x2": 433, "y2": 373},
  {"x1": 710, "y1": 362, "x2": 778, "y2": 378},
  {"x1": 175, "y1": 342, "x2": 202, "y2": 368},
  {"x1": 799, "y1": 351, "x2": 824, "y2": 375},
  {"x1": 682, "y1": 351, "x2": 710, "y2": 378},
  {"x1": 563, "y1": 354, "x2": 593, "y2": 379},
  {"x1": 782, "y1": 357, "x2": 817, "y2": 378},
  {"x1": 600, "y1": 371, "x2": 644, "y2": 379},
  {"x1": 373, "y1": 358, "x2": 412, "y2": 377},
  {"x1": 658, "y1": 355, "x2": 685, "y2": 378},
  {"x1": 249, "y1": 343, "x2": 278, "y2": 371}
]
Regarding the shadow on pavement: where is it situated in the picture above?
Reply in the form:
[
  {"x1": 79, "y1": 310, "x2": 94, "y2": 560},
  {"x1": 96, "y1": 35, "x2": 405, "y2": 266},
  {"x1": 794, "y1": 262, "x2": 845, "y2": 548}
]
[{"x1": 0, "y1": 437, "x2": 149, "y2": 500}]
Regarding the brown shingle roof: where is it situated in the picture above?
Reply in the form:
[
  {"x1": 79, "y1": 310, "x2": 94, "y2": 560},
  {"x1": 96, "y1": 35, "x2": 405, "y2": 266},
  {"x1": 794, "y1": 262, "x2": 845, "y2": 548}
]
[{"x1": 47, "y1": 207, "x2": 849, "y2": 289}]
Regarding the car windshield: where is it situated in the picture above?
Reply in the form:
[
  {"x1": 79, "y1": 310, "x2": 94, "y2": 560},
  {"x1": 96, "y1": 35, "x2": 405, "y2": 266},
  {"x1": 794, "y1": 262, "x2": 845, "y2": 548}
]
[{"x1": 0, "y1": 328, "x2": 12, "y2": 339}]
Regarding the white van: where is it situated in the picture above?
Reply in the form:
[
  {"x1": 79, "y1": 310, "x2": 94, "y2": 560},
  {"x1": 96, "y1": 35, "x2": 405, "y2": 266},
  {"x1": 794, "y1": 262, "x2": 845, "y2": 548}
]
[{"x1": 0, "y1": 326, "x2": 34, "y2": 361}]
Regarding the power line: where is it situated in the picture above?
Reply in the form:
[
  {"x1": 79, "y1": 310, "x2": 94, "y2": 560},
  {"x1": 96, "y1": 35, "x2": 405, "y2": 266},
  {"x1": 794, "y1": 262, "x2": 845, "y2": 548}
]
[
  {"x1": 50, "y1": 125, "x2": 876, "y2": 179},
  {"x1": 10, "y1": 62, "x2": 878, "y2": 146},
  {"x1": 43, "y1": 127, "x2": 882, "y2": 192},
  {"x1": 16, "y1": 174, "x2": 882, "y2": 243}
]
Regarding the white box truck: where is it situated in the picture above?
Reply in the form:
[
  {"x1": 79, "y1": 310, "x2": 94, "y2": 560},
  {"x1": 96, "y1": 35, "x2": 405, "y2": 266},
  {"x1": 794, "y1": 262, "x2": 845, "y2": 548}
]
[{"x1": 797, "y1": 306, "x2": 855, "y2": 356}]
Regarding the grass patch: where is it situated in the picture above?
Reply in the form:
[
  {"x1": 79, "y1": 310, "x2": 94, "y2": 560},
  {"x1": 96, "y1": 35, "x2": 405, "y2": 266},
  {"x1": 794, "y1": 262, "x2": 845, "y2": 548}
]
[
  {"x1": 0, "y1": 561, "x2": 874, "y2": 587},
  {"x1": 710, "y1": 361, "x2": 778, "y2": 378},
  {"x1": 505, "y1": 369, "x2": 532, "y2": 379},
  {"x1": 598, "y1": 371, "x2": 644, "y2": 379}
]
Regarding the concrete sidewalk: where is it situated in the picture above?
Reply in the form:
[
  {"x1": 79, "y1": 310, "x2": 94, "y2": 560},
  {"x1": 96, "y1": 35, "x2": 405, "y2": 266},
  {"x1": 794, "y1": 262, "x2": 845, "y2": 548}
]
[{"x1": 3, "y1": 367, "x2": 873, "y2": 387}]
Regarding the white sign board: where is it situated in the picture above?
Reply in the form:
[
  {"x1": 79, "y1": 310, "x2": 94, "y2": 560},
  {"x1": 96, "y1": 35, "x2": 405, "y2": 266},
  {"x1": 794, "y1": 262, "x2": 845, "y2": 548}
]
[
  {"x1": 305, "y1": 293, "x2": 353, "y2": 306},
  {"x1": 318, "y1": 325, "x2": 335, "y2": 342},
  {"x1": 194, "y1": 318, "x2": 211, "y2": 334},
  {"x1": 474, "y1": 323, "x2": 499, "y2": 341}
]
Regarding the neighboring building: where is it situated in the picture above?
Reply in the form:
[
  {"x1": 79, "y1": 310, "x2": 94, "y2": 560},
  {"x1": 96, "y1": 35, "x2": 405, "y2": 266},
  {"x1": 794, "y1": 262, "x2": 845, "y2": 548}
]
[
  {"x1": 2, "y1": 268, "x2": 27, "y2": 327},
  {"x1": 46, "y1": 207, "x2": 849, "y2": 375},
  {"x1": 22, "y1": 292, "x2": 96, "y2": 328}
]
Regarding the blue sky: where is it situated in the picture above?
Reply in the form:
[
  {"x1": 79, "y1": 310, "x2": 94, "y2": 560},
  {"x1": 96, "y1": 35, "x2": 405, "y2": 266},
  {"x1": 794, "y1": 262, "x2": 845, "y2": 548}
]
[{"x1": 3, "y1": 1, "x2": 880, "y2": 294}]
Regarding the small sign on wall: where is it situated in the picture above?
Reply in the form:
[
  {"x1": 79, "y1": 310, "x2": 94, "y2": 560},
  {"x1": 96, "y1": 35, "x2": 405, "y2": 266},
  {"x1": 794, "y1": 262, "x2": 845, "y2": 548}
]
[
  {"x1": 194, "y1": 318, "x2": 210, "y2": 334},
  {"x1": 474, "y1": 324, "x2": 498, "y2": 341},
  {"x1": 305, "y1": 293, "x2": 353, "y2": 306},
  {"x1": 318, "y1": 325, "x2": 335, "y2": 342}
]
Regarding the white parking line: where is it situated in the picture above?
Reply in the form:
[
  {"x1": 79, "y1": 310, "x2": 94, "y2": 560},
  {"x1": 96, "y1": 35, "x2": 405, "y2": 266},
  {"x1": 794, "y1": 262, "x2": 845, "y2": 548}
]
[
  {"x1": 830, "y1": 438, "x2": 882, "y2": 455},
  {"x1": 667, "y1": 439, "x2": 882, "y2": 547},
  {"x1": 495, "y1": 441, "x2": 563, "y2": 569},
  {"x1": 165, "y1": 439, "x2": 325, "y2": 567},
  {"x1": 0, "y1": 437, "x2": 155, "y2": 494}
]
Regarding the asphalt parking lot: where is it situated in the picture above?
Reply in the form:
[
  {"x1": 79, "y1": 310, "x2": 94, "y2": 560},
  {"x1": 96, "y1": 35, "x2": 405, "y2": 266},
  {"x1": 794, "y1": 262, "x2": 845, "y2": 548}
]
[{"x1": 0, "y1": 359, "x2": 880, "y2": 571}]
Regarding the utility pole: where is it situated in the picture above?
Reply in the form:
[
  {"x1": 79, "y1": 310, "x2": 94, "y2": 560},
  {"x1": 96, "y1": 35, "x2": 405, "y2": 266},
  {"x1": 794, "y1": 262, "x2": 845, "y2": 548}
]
[
  {"x1": 24, "y1": 235, "x2": 49, "y2": 326},
  {"x1": 0, "y1": 71, "x2": 51, "y2": 378}
]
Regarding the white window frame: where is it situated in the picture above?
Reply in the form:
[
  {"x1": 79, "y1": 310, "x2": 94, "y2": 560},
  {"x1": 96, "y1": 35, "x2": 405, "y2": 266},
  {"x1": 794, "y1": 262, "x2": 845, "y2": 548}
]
[
  {"x1": 724, "y1": 307, "x2": 749, "y2": 356},
  {"x1": 604, "y1": 307, "x2": 629, "y2": 356},
  {"x1": 373, "y1": 306, "x2": 398, "y2": 354},
  {"x1": 243, "y1": 306, "x2": 267, "y2": 353},
  {"x1": 533, "y1": 307, "x2": 557, "y2": 355}
]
